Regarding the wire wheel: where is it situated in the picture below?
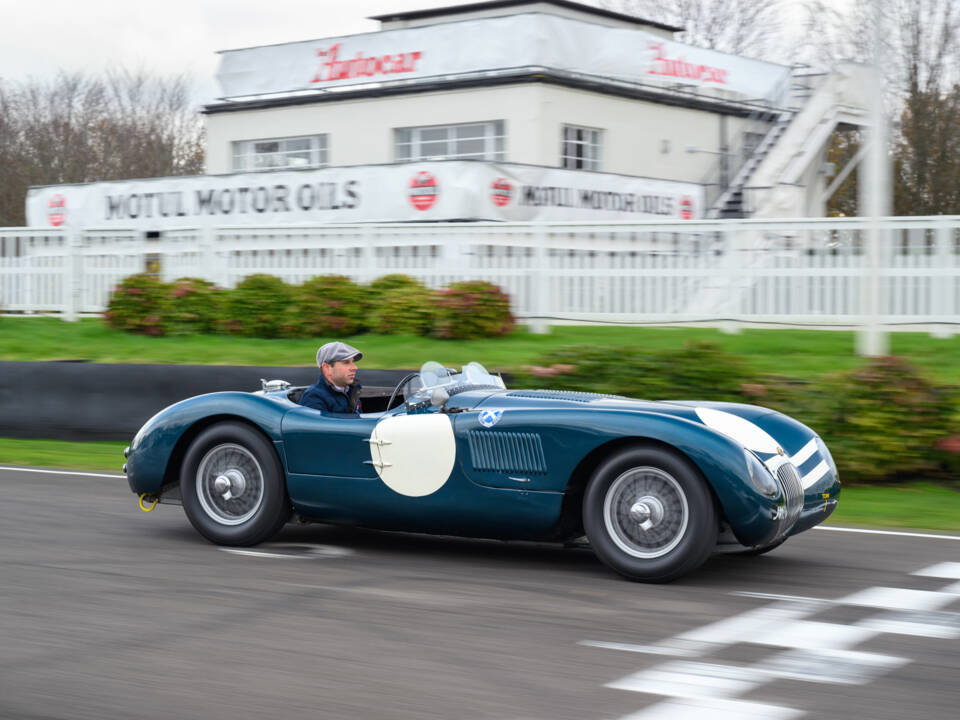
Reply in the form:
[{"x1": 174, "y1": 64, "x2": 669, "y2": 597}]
[
  {"x1": 602, "y1": 466, "x2": 689, "y2": 559},
  {"x1": 196, "y1": 443, "x2": 265, "y2": 526}
]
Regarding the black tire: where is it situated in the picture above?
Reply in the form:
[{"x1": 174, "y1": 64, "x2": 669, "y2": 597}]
[
  {"x1": 583, "y1": 446, "x2": 718, "y2": 583},
  {"x1": 180, "y1": 422, "x2": 291, "y2": 546}
]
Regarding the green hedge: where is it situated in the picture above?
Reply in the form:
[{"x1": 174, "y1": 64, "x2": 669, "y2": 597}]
[
  {"x1": 103, "y1": 273, "x2": 512, "y2": 340},
  {"x1": 516, "y1": 343, "x2": 960, "y2": 484}
]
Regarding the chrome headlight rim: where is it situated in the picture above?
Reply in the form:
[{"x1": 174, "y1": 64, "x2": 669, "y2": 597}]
[{"x1": 744, "y1": 449, "x2": 779, "y2": 498}]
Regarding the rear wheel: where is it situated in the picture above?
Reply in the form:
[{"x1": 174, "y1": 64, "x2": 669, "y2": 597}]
[
  {"x1": 180, "y1": 422, "x2": 291, "y2": 546},
  {"x1": 583, "y1": 446, "x2": 717, "y2": 582}
]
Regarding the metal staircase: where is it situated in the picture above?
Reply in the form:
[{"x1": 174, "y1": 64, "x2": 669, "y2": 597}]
[{"x1": 704, "y1": 65, "x2": 868, "y2": 219}]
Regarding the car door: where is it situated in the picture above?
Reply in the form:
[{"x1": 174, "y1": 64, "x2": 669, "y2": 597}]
[{"x1": 281, "y1": 406, "x2": 382, "y2": 477}]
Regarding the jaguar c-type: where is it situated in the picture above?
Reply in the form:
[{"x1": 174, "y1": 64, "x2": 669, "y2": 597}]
[{"x1": 124, "y1": 361, "x2": 839, "y2": 582}]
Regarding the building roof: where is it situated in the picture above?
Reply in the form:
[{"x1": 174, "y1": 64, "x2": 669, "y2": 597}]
[{"x1": 368, "y1": 0, "x2": 682, "y2": 33}]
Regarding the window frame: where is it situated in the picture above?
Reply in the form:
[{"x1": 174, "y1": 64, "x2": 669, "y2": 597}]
[
  {"x1": 231, "y1": 134, "x2": 329, "y2": 171},
  {"x1": 560, "y1": 124, "x2": 603, "y2": 171},
  {"x1": 394, "y1": 120, "x2": 505, "y2": 162}
]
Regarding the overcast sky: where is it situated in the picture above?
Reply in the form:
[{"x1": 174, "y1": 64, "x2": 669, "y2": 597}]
[{"x1": 0, "y1": 0, "x2": 501, "y2": 107}]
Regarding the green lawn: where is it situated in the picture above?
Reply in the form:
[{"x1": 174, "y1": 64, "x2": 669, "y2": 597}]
[
  {"x1": 3, "y1": 317, "x2": 960, "y2": 382},
  {"x1": 0, "y1": 435, "x2": 956, "y2": 533},
  {"x1": 0, "y1": 437, "x2": 128, "y2": 473}
]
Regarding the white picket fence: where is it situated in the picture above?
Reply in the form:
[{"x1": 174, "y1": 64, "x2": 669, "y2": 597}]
[{"x1": 1, "y1": 218, "x2": 958, "y2": 335}]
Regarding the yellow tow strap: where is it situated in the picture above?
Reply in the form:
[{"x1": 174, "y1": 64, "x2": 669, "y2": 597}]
[{"x1": 138, "y1": 493, "x2": 159, "y2": 512}]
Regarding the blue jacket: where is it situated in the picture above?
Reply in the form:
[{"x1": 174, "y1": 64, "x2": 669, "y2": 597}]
[{"x1": 299, "y1": 375, "x2": 362, "y2": 415}]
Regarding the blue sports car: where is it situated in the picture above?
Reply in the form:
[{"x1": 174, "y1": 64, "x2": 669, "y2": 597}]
[{"x1": 124, "y1": 361, "x2": 839, "y2": 582}]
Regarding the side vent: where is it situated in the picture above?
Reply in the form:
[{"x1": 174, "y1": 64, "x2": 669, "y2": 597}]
[{"x1": 467, "y1": 431, "x2": 547, "y2": 474}]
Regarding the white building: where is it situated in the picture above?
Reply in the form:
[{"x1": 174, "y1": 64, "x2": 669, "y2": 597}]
[{"x1": 26, "y1": 0, "x2": 870, "y2": 230}]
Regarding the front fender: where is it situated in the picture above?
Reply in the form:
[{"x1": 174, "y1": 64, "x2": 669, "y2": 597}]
[
  {"x1": 125, "y1": 392, "x2": 289, "y2": 495},
  {"x1": 582, "y1": 410, "x2": 785, "y2": 546}
]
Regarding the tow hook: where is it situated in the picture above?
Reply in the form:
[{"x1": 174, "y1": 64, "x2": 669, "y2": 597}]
[{"x1": 138, "y1": 493, "x2": 159, "y2": 512}]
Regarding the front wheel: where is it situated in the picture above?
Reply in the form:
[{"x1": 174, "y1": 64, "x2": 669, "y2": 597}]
[
  {"x1": 180, "y1": 422, "x2": 291, "y2": 546},
  {"x1": 583, "y1": 446, "x2": 717, "y2": 582}
]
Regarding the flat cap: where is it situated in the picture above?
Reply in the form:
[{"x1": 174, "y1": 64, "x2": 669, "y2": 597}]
[{"x1": 316, "y1": 341, "x2": 363, "y2": 367}]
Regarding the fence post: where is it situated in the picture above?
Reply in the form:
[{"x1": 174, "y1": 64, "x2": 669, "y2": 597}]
[
  {"x1": 720, "y1": 224, "x2": 742, "y2": 334},
  {"x1": 529, "y1": 223, "x2": 550, "y2": 334},
  {"x1": 856, "y1": 218, "x2": 890, "y2": 355},
  {"x1": 933, "y1": 222, "x2": 954, "y2": 339},
  {"x1": 63, "y1": 228, "x2": 81, "y2": 321}
]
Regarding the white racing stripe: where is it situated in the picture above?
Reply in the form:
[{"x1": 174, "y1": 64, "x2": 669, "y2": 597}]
[
  {"x1": 790, "y1": 438, "x2": 817, "y2": 467},
  {"x1": 0, "y1": 465, "x2": 125, "y2": 479},
  {"x1": 800, "y1": 460, "x2": 829, "y2": 488}
]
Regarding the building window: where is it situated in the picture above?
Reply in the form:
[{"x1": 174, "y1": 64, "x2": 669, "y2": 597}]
[
  {"x1": 561, "y1": 125, "x2": 602, "y2": 170},
  {"x1": 394, "y1": 121, "x2": 505, "y2": 162},
  {"x1": 232, "y1": 135, "x2": 328, "y2": 171}
]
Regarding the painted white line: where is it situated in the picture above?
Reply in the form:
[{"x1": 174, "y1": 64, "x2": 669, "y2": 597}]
[
  {"x1": 800, "y1": 460, "x2": 829, "y2": 488},
  {"x1": 619, "y1": 697, "x2": 804, "y2": 720},
  {"x1": 913, "y1": 562, "x2": 960, "y2": 579},
  {"x1": 761, "y1": 647, "x2": 908, "y2": 685},
  {"x1": 837, "y1": 586, "x2": 956, "y2": 612},
  {"x1": 814, "y1": 525, "x2": 960, "y2": 540},
  {"x1": 790, "y1": 438, "x2": 817, "y2": 467},
  {"x1": 607, "y1": 661, "x2": 761, "y2": 699},
  {"x1": 0, "y1": 465, "x2": 125, "y2": 479},
  {"x1": 578, "y1": 641, "x2": 700, "y2": 657},
  {"x1": 753, "y1": 620, "x2": 879, "y2": 651},
  {"x1": 732, "y1": 591, "x2": 830, "y2": 604},
  {"x1": 220, "y1": 544, "x2": 353, "y2": 560}
]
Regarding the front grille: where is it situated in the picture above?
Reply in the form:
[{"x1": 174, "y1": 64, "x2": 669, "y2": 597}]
[
  {"x1": 776, "y1": 461, "x2": 804, "y2": 533},
  {"x1": 467, "y1": 430, "x2": 547, "y2": 474}
]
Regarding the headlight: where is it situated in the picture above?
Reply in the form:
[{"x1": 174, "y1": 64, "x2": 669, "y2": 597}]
[
  {"x1": 815, "y1": 436, "x2": 839, "y2": 480},
  {"x1": 745, "y1": 449, "x2": 780, "y2": 498}
]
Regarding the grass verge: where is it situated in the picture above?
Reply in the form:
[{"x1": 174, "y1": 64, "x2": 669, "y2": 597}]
[
  {"x1": 2, "y1": 317, "x2": 960, "y2": 382},
  {"x1": 1, "y1": 436, "x2": 957, "y2": 534},
  {"x1": 0, "y1": 438, "x2": 127, "y2": 473}
]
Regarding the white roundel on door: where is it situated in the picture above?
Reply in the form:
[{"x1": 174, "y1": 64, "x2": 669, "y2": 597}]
[{"x1": 368, "y1": 414, "x2": 456, "y2": 497}]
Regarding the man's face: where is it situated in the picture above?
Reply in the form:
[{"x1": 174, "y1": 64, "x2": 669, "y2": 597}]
[{"x1": 323, "y1": 356, "x2": 358, "y2": 388}]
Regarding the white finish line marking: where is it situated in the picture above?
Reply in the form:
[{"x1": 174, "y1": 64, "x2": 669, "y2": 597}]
[
  {"x1": 0, "y1": 465, "x2": 125, "y2": 479},
  {"x1": 592, "y1": 561, "x2": 960, "y2": 720},
  {"x1": 815, "y1": 525, "x2": 960, "y2": 540},
  {"x1": 914, "y1": 562, "x2": 960, "y2": 579},
  {"x1": 619, "y1": 697, "x2": 803, "y2": 720},
  {"x1": 837, "y1": 586, "x2": 957, "y2": 612}
]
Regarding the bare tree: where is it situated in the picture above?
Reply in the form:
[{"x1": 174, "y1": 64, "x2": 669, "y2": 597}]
[
  {"x1": 599, "y1": 0, "x2": 790, "y2": 60},
  {"x1": 806, "y1": 0, "x2": 960, "y2": 216},
  {"x1": 0, "y1": 70, "x2": 204, "y2": 227}
]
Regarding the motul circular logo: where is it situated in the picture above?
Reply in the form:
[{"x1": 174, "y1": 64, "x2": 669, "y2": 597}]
[
  {"x1": 409, "y1": 171, "x2": 438, "y2": 211},
  {"x1": 48, "y1": 194, "x2": 67, "y2": 227},
  {"x1": 491, "y1": 178, "x2": 513, "y2": 207},
  {"x1": 680, "y1": 195, "x2": 694, "y2": 220}
]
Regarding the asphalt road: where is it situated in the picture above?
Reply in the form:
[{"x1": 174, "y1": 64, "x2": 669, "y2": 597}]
[{"x1": 1, "y1": 466, "x2": 958, "y2": 720}]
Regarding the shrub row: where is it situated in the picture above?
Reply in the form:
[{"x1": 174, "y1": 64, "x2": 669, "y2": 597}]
[
  {"x1": 105, "y1": 273, "x2": 514, "y2": 340},
  {"x1": 517, "y1": 344, "x2": 960, "y2": 484}
]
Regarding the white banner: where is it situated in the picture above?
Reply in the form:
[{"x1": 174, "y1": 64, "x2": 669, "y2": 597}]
[
  {"x1": 26, "y1": 162, "x2": 704, "y2": 230},
  {"x1": 216, "y1": 13, "x2": 790, "y2": 103}
]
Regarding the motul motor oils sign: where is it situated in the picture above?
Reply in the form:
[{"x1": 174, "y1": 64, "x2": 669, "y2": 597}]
[{"x1": 26, "y1": 162, "x2": 703, "y2": 230}]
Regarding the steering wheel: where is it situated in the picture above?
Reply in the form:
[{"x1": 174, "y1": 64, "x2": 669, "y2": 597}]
[{"x1": 386, "y1": 373, "x2": 420, "y2": 411}]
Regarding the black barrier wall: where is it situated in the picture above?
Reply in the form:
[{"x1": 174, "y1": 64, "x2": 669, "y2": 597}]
[{"x1": 0, "y1": 362, "x2": 411, "y2": 441}]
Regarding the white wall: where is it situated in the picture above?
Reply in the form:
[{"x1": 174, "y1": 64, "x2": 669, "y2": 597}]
[{"x1": 205, "y1": 82, "x2": 749, "y2": 187}]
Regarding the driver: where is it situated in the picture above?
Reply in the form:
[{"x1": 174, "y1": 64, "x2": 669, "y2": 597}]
[{"x1": 299, "y1": 341, "x2": 363, "y2": 415}]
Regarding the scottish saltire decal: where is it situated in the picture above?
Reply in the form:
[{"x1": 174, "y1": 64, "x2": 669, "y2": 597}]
[{"x1": 478, "y1": 409, "x2": 503, "y2": 428}]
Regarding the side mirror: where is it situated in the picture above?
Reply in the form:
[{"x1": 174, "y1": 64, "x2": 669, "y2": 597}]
[{"x1": 430, "y1": 388, "x2": 450, "y2": 408}]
